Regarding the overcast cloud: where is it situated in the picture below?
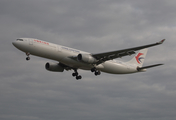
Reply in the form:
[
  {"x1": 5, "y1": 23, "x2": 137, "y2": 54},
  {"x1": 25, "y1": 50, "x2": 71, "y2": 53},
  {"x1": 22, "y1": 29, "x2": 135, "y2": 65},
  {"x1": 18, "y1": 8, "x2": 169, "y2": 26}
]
[{"x1": 0, "y1": 0, "x2": 176, "y2": 120}]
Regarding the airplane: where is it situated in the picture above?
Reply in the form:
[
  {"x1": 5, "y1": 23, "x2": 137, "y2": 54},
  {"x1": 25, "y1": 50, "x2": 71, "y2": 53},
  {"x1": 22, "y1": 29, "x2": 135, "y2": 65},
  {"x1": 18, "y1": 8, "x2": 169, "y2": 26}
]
[{"x1": 12, "y1": 38, "x2": 165, "y2": 80}]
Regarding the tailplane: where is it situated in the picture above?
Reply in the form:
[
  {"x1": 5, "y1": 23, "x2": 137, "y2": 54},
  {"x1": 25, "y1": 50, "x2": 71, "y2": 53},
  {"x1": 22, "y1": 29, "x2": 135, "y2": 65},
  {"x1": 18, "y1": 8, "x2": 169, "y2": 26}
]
[
  {"x1": 137, "y1": 64, "x2": 164, "y2": 71},
  {"x1": 127, "y1": 48, "x2": 148, "y2": 67}
]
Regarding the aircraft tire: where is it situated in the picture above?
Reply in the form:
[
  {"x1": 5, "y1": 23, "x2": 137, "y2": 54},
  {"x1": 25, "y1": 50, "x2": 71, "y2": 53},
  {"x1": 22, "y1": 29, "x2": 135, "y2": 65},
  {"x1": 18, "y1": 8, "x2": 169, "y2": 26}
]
[
  {"x1": 95, "y1": 71, "x2": 101, "y2": 76},
  {"x1": 76, "y1": 75, "x2": 82, "y2": 80},
  {"x1": 72, "y1": 72, "x2": 78, "y2": 77},
  {"x1": 26, "y1": 57, "x2": 30, "y2": 61},
  {"x1": 91, "y1": 68, "x2": 95, "y2": 72}
]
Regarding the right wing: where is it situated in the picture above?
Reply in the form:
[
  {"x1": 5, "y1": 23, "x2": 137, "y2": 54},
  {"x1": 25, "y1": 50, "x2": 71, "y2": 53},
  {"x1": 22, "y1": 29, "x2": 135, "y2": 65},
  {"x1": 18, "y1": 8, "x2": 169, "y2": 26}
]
[{"x1": 92, "y1": 39, "x2": 165, "y2": 65}]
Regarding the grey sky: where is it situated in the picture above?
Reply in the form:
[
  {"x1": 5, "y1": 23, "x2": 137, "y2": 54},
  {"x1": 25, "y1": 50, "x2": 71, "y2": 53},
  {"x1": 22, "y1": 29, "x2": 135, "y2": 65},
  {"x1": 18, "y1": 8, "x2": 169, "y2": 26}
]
[{"x1": 0, "y1": 0, "x2": 176, "y2": 120}]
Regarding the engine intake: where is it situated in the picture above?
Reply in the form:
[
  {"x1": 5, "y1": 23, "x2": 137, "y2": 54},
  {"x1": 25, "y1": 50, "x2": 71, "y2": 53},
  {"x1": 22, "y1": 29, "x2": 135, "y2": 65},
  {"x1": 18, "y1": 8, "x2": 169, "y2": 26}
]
[
  {"x1": 45, "y1": 62, "x2": 64, "y2": 72},
  {"x1": 77, "y1": 54, "x2": 97, "y2": 64}
]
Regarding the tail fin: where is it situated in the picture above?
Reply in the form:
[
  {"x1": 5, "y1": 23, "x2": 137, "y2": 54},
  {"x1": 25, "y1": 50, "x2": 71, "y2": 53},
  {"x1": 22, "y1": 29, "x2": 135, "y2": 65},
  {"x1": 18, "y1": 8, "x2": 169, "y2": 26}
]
[{"x1": 127, "y1": 48, "x2": 148, "y2": 67}]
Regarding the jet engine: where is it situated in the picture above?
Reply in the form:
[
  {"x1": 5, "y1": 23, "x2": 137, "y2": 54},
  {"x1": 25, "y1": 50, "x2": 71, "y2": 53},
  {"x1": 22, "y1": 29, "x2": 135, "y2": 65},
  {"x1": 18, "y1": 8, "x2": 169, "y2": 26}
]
[
  {"x1": 45, "y1": 62, "x2": 64, "y2": 72},
  {"x1": 77, "y1": 54, "x2": 97, "y2": 64}
]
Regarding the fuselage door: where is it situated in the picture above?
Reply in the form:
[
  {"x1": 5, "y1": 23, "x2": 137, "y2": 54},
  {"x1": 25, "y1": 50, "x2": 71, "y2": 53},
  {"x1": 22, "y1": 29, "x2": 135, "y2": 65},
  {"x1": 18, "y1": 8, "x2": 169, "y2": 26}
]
[
  {"x1": 57, "y1": 45, "x2": 61, "y2": 52},
  {"x1": 29, "y1": 39, "x2": 33, "y2": 45}
]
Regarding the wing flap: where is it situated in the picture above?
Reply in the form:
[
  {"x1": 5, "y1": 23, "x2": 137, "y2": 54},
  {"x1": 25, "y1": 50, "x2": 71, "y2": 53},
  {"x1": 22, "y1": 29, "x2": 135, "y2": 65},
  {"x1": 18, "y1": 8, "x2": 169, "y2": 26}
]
[{"x1": 95, "y1": 51, "x2": 136, "y2": 65}]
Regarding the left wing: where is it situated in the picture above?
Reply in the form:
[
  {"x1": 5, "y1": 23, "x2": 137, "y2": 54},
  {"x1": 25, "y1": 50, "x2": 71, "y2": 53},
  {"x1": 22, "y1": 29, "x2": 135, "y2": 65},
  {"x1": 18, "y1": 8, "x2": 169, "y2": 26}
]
[{"x1": 92, "y1": 39, "x2": 165, "y2": 65}]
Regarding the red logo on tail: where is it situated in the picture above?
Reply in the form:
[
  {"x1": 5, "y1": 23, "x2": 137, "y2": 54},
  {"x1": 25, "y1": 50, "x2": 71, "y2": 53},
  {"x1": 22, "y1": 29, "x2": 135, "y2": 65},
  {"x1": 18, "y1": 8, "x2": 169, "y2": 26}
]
[{"x1": 135, "y1": 53, "x2": 144, "y2": 64}]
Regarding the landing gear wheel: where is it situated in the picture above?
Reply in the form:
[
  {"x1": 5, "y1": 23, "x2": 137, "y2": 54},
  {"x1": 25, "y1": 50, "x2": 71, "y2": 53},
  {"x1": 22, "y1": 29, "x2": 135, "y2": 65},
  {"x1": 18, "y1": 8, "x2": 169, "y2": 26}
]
[
  {"x1": 79, "y1": 75, "x2": 82, "y2": 79},
  {"x1": 98, "y1": 71, "x2": 101, "y2": 75},
  {"x1": 26, "y1": 57, "x2": 30, "y2": 61},
  {"x1": 72, "y1": 73, "x2": 76, "y2": 77},
  {"x1": 76, "y1": 75, "x2": 82, "y2": 80},
  {"x1": 94, "y1": 70, "x2": 101, "y2": 76},
  {"x1": 72, "y1": 72, "x2": 78, "y2": 77},
  {"x1": 91, "y1": 68, "x2": 96, "y2": 72}
]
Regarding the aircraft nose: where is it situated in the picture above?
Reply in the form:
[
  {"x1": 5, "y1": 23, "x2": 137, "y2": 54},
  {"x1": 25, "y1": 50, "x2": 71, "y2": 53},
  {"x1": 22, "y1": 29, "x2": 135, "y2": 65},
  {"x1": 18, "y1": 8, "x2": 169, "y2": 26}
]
[
  {"x1": 12, "y1": 41, "x2": 19, "y2": 48},
  {"x1": 12, "y1": 41, "x2": 16, "y2": 46}
]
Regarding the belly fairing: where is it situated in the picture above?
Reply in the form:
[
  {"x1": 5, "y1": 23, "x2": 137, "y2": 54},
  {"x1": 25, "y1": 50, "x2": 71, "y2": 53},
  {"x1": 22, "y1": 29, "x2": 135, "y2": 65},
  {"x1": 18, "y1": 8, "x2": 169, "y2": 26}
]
[{"x1": 99, "y1": 61, "x2": 137, "y2": 74}]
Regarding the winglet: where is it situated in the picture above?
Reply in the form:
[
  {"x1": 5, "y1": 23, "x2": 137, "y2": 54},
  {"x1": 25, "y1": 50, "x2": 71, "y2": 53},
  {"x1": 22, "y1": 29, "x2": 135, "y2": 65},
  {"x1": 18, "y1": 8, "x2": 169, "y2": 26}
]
[{"x1": 158, "y1": 39, "x2": 165, "y2": 44}]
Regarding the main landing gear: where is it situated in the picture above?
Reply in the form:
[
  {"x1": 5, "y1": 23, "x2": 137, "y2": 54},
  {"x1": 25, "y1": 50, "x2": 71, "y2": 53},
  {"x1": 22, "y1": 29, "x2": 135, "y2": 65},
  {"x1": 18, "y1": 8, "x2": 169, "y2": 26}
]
[
  {"x1": 72, "y1": 69, "x2": 82, "y2": 80},
  {"x1": 91, "y1": 67, "x2": 101, "y2": 76},
  {"x1": 26, "y1": 52, "x2": 30, "y2": 61},
  {"x1": 72, "y1": 68, "x2": 101, "y2": 80}
]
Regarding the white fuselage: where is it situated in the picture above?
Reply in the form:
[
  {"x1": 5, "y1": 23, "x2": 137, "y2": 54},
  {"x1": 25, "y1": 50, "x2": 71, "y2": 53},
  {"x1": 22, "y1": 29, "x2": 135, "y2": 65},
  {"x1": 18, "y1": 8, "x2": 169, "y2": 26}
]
[{"x1": 12, "y1": 38, "x2": 139, "y2": 74}]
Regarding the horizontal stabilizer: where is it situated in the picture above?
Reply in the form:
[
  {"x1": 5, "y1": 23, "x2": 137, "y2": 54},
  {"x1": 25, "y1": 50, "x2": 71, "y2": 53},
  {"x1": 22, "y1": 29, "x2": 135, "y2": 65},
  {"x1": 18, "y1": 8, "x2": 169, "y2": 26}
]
[{"x1": 137, "y1": 64, "x2": 164, "y2": 71}]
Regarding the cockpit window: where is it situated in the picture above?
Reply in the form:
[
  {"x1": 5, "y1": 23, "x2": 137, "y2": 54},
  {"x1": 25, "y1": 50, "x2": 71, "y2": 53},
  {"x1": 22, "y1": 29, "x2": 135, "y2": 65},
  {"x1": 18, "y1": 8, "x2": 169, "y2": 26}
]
[{"x1": 17, "y1": 39, "x2": 23, "y2": 41}]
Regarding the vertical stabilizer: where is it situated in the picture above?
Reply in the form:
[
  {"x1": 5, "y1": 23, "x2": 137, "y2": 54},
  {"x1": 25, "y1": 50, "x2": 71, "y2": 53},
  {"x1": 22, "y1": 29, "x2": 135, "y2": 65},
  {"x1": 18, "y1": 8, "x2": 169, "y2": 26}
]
[{"x1": 127, "y1": 48, "x2": 148, "y2": 67}]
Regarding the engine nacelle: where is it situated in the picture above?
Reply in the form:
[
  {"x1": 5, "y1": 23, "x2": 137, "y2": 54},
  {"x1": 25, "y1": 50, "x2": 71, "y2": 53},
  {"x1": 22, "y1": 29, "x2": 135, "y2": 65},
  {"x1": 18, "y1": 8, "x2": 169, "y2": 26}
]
[
  {"x1": 45, "y1": 62, "x2": 64, "y2": 72},
  {"x1": 77, "y1": 54, "x2": 97, "y2": 64}
]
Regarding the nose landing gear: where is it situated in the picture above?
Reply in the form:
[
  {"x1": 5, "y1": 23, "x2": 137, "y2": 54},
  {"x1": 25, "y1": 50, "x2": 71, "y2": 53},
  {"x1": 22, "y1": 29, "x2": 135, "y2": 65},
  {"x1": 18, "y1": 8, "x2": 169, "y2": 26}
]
[{"x1": 26, "y1": 52, "x2": 30, "y2": 61}]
